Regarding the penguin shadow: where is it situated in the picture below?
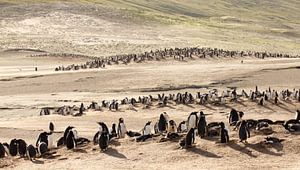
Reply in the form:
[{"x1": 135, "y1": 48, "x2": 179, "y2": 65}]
[
  {"x1": 201, "y1": 136, "x2": 219, "y2": 142},
  {"x1": 202, "y1": 104, "x2": 217, "y2": 111},
  {"x1": 31, "y1": 159, "x2": 44, "y2": 164},
  {"x1": 41, "y1": 151, "x2": 61, "y2": 160},
  {"x1": 104, "y1": 148, "x2": 127, "y2": 159},
  {"x1": 184, "y1": 104, "x2": 195, "y2": 109},
  {"x1": 227, "y1": 141, "x2": 257, "y2": 158},
  {"x1": 245, "y1": 142, "x2": 283, "y2": 156},
  {"x1": 274, "y1": 103, "x2": 294, "y2": 113},
  {"x1": 110, "y1": 139, "x2": 121, "y2": 146},
  {"x1": 260, "y1": 104, "x2": 275, "y2": 112},
  {"x1": 235, "y1": 100, "x2": 247, "y2": 107},
  {"x1": 187, "y1": 147, "x2": 221, "y2": 158},
  {"x1": 72, "y1": 148, "x2": 88, "y2": 153}
]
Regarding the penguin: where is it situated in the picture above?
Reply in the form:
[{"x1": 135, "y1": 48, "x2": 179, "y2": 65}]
[
  {"x1": 2, "y1": 143, "x2": 10, "y2": 156},
  {"x1": 110, "y1": 123, "x2": 117, "y2": 139},
  {"x1": 295, "y1": 110, "x2": 300, "y2": 121},
  {"x1": 126, "y1": 131, "x2": 141, "y2": 137},
  {"x1": 197, "y1": 111, "x2": 206, "y2": 138},
  {"x1": 158, "y1": 113, "x2": 168, "y2": 133},
  {"x1": 66, "y1": 130, "x2": 76, "y2": 149},
  {"x1": 63, "y1": 126, "x2": 75, "y2": 144},
  {"x1": 57, "y1": 137, "x2": 65, "y2": 147},
  {"x1": 26, "y1": 144, "x2": 37, "y2": 161},
  {"x1": 117, "y1": 118, "x2": 127, "y2": 138},
  {"x1": 9, "y1": 139, "x2": 18, "y2": 156},
  {"x1": 16, "y1": 139, "x2": 27, "y2": 157},
  {"x1": 229, "y1": 109, "x2": 239, "y2": 126},
  {"x1": 187, "y1": 112, "x2": 198, "y2": 131},
  {"x1": 93, "y1": 122, "x2": 109, "y2": 144},
  {"x1": 167, "y1": 120, "x2": 177, "y2": 133},
  {"x1": 49, "y1": 122, "x2": 54, "y2": 132},
  {"x1": 185, "y1": 128, "x2": 195, "y2": 148},
  {"x1": 238, "y1": 120, "x2": 250, "y2": 142},
  {"x1": 220, "y1": 122, "x2": 229, "y2": 143},
  {"x1": 37, "y1": 142, "x2": 48, "y2": 156},
  {"x1": 36, "y1": 132, "x2": 52, "y2": 147},
  {"x1": 136, "y1": 121, "x2": 152, "y2": 142},
  {"x1": 0, "y1": 143, "x2": 5, "y2": 158},
  {"x1": 99, "y1": 131, "x2": 109, "y2": 151},
  {"x1": 177, "y1": 121, "x2": 187, "y2": 133}
]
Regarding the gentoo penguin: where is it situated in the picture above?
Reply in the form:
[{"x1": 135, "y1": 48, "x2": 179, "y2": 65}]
[
  {"x1": 99, "y1": 131, "x2": 109, "y2": 151},
  {"x1": 238, "y1": 120, "x2": 250, "y2": 142},
  {"x1": 63, "y1": 126, "x2": 75, "y2": 144},
  {"x1": 37, "y1": 142, "x2": 48, "y2": 156},
  {"x1": 117, "y1": 118, "x2": 127, "y2": 138},
  {"x1": 2, "y1": 143, "x2": 9, "y2": 156},
  {"x1": 295, "y1": 110, "x2": 300, "y2": 121},
  {"x1": 167, "y1": 120, "x2": 177, "y2": 133},
  {"x1": 66, "y1": 130, "x2": 76, "y2": 149},
  {"x1": 49, "y1": 122, "x2": 54, "y2": 132},
  {"x1": 187, "y1": 112, "x2": 198, "y2": 131},
  {"x1": 0, "y1": 143, "x2": 5, "y2": 158},
  {"x1": 93, "y1": 122, "x2": 109, "y2": 144},
  {"x1": 126, "y1": 131, "x2": 141, "y2": 137},
  {"x1": 9, "y1": 139, "x2": 18, "y2": 156},
  {"x1": 16, "y1": 139, "x2": 27, "y2": 157},
  {"x1": 185, "y1": 128, "x2": 195, "y2": 148},
  {"x1": 229, "y1": 109, "x2": 239, "y2": 126},
  {"x1": 197, "y1": 111, "x2": 207, "y2": 138},
  {"x1": 220, "y1": 122, "x2": 229, "y2": 143},
  {"x1": 136, "y1": 121, "x2": 152, "y2": 142},
  {"x1": 36, "y1": 132, "x2": 52, "y2": 147},
  {"x1": 177, "y1": 121, "x2": 187, "y2": 133},
  {"x1": 26, "y1": 144, "x2": 37, "y2": 161},
  {"x1": 110, "y1": 123, "x2": 117, "y2": 139},
  {"x1": 158, "y1": 113, "x2": 168, "y2": 133},
  {"x1": 143, "y1": 121, "x2": 152, "y2": 135}
]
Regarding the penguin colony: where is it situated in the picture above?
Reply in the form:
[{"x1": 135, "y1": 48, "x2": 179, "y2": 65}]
[
  {"x1": 45, "y1": 47, "x2": 300, "y2": 71},
  {"x1": 40, "y1": 87, "x2": 300, "y2": 117},
  {"x1": 2, "y1": 104, "x2": 300, "y2": 162}
]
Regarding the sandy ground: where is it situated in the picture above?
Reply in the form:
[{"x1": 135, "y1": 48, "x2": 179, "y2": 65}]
[{"x1": 0, "y1": 51, "x2": 300, "y2": 169}]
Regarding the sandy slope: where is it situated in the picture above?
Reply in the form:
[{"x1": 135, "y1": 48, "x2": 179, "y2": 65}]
[{"x1": 0, "y1": 51, "x2": 300, "y2": 169}]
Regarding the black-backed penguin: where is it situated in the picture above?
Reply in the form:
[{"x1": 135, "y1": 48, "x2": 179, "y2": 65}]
[
  {"x1": 99, "y1": 132, "x2": 109, "y2": 151},
  {"x1": 197, "y1": 111, "x2": 206, "y2": 138},
  {"x1": 158, "y1": 114, "x2": 168, "y2": 133},
  {"x1": 16, "y1": 139, "x2": 27, "y2": 157},
  {"x1": 26, "y1": 144, "x2": 37, "y2": 161},
  {"x1": 37, "y1": 142, "x2": 48, "y2": 156},
  {"x1": 117, "y1": 118, "x2": 127, "y2": 138},
  {"x1": 185, "y1": 128, "x2": 195, "y2": 147},
  {"x1": 110, "y1": 123, "x2": 117, "y2": 139},
  {"x1": 66, "y1": 130, "x2": 76, "y2": 149},
  {"x1": 9, "y1": 139, "x2": 18, "y2": 156},
  {"x1": 239, "y1": 120, "x2": 250, "y2": 142},
  {"x1": 220, "y1": 122, "x2": 229, "y2": 143},
  {"x1": 0, "y1": 143, "x2": 5, "y2": 158},
  {"x1": 229, "y1": 109, "x2": 239, "y2": 126},
  {"x1": 36, "y1": 132, "x2": 52, "y2": 147}
]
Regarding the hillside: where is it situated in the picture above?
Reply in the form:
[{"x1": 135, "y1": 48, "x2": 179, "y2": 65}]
[{"x1": 0, "y1": 0, "x2": 299, "y2": 56}]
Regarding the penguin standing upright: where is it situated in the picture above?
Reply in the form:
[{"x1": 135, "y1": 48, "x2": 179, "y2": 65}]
[
  {"x1": 239, "y1": 120, "x2": 250, "y2": 142},
  {"x1": 229, "y1": 109, "x2": 239, "y2": 126},
  {"x1": 185, "y1": 128, "x2": 195, "y2": 148},
  {"x1": 158, "y1": 114, "x2": 168, "y2": 133},
  {"x1": 16, "y1": 139, "x2": 27, "y2": 157},
  {"x1": 197, "y1": 112, "x2": 207, "y2": 138},
  {"x1": 99, "y1": 132, "x2": 109, "y2": 151},
  {"x1": 26, "y1": 144, "x2": 37, "y2": 161},
  {"x1": 187, "y1": 112, "x2": 198, "y2": 131},
  {"x1": 220, "y1": 122, "x2": 229, "y2": 143},
  {"x1": 66, "y1": 130, "x2": 76, "y2": 149},
  {"x1": 117, "y1": 118, "x2": 127, "y2": 138},
  {"x1": 9, "y1": 139, "x2": 18, "y2": 156},
  {"x1": 110, "y1": 123, "x2": 117, "y2": 139},
  {"x1": 93, "y1": 122, "x2": 109, "y2": 144},
  {"x1": 0, "y1": 143, "x2": 5, "y2": 158}
]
